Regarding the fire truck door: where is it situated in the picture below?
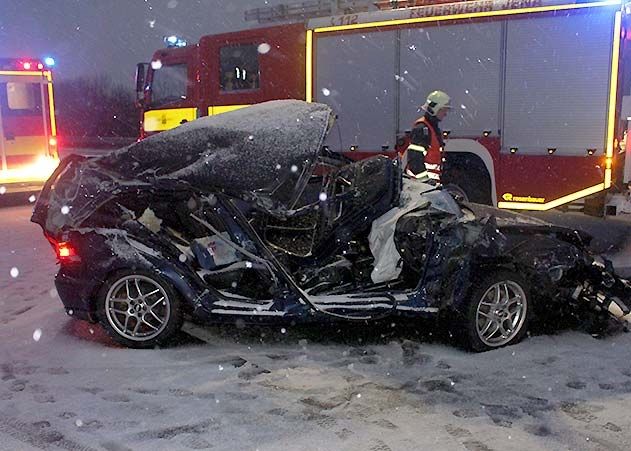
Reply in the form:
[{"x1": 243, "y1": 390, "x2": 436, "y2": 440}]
[{"x1": 0, "y1": 77, "x2": 48, "y2": 172}]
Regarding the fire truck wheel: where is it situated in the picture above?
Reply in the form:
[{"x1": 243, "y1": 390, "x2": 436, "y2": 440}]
[
  {"x1": 460, "y1": 271, "x2": 531, "y2": 352},
  {"x1": 96, "y1": 269, "x2": 183, "y2": 349}
]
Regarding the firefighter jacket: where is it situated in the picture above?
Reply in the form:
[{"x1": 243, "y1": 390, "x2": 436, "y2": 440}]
[{"x1": 406, "y1": 114, "x2": 444, "y2": 183}]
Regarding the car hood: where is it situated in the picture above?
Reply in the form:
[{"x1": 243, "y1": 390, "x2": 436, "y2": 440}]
[
  {"x1": 32, "y1": 100, "x2": 334, "y2": 235},
  {"x1": 463, "y1": 202, "x2": 592, "y2": 248}
]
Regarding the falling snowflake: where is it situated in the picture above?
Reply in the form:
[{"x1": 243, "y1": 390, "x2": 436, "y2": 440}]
[
  {"x1": 319, "y1": 193, "x2": 327, "y2": 202},
  {"x1": 321, "y1": 88, "x2": 331, "y2": 97},
  {"x1": 356, "y1": 393, "x2": 362, "y2": 398},
  {"x1": 148, "y1": 19, "x2": 156, "y2": 28},
  {"x1": 10, "y1": 267, "x2": 19, "y2": 278},
  {"x1": 248, "y1": 135, "x2": 254, "y2": 141},
  {"x1": 28, "y1": 195, "x2": 36, "y2": 203},
  {"x1": 218, "y1": 365, "x2": 224, "y2": 371},
  {"x1": 275, "y1": 164, "x2": 281, "y2": 170},
  {"x1": 75, "y1": 419, "x2": 83, "y2": 427},
  {"x1": 68, "y1": 309, "x2": 74, "y2": 316},
  {"x1": 0, "y1": 186, "x2": 5, "y2": 195},
  {"x1": 61, "y1": 205, "x2": 70, "y2": 215},
  {"x1": 281, "y1": 328, "x2": 286, "y2": 334},
  {"x1": 231, "y1": 281, "x2": 238, "y2": 288},
  {"x1": 257, "y1": 43, "x2": 271, "y2": 54},
  {"x1": 151, "y1": 60, "x2": 163, "y2": 70},
  {"x1": 33, "y1": 329, "x2": 42, "y2": 341},
  {"x1": 178, "y1": 254, "x2": 187, "y2": 263},
  {"x1": 49, "y1": 288, "x2": 58, "y2": 298},
  {"x1": 245, "y1": 261, "x2": 253, "y2": 268},
  {"x1": 460, "y1": 104, "x2": 467, "y2": 110},
  {"x1": 290, "y1": 165, "x2": 298, "y2": 173}
]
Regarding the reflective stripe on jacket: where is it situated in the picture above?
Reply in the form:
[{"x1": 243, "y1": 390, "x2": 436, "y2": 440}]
[{"x1": 412, "y1": 116, "x2": 443, "y2": 183}]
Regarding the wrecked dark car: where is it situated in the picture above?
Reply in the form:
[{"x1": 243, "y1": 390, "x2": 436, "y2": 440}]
[{"x1": 32, "y1": 100, "x2": 631, "y2": 351}]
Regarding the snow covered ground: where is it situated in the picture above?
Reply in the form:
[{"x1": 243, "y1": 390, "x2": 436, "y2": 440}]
[{"x1": 3, "y1": 202, "x2": 631, "y2": 451}]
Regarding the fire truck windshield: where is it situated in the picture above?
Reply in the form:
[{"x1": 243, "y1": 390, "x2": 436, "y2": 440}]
[{"x1": 150, "y1": 63, "x2": 187, "y2": 107}]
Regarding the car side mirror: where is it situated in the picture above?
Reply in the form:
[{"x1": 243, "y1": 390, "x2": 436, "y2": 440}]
[{"x1": 135, "y1": 62, "x2": 149, "y2": 107}]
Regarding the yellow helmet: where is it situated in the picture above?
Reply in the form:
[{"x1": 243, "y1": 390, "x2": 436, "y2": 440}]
[{"x1": 422, "y1": 90, "x2": 451, "y2": 116}]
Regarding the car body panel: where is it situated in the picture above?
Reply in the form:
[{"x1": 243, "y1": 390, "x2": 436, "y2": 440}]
[{"x1": 31, "y1": 100, "x2": 631, "y2": 339}]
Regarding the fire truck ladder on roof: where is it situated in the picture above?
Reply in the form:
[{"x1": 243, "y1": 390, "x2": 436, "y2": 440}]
[{"x1": 245, "y1": 0, "x2": 373, "y2": 23}]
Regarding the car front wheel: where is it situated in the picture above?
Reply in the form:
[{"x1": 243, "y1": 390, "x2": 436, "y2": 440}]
[
  {"x1": 462, "y1": 271, "x2": 531, "y2": 352},
  {"x1": 97, "y1": 270, "x2": 183, "y2": 348}
]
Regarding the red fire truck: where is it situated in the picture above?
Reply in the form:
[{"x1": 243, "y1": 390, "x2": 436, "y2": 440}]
[
  {"x1": 0, "y1": 57, "x2": 59, "y2": 193},
  {"x1": 136, "y1": 0, "x2": 628, "y2": 210}
]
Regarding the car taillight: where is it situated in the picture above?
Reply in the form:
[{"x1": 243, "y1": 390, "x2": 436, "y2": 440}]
[
  {"x1": 45, "y1": 234, "x2": 81, "y2": 263},
  {"x1": 57, "y1": 242, "x2": 75, "y2": 258}
]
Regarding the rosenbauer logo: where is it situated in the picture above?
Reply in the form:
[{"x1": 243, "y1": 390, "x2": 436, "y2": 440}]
[{"x1": 502, "y1": 193, "x2": 546, "y2": 203}]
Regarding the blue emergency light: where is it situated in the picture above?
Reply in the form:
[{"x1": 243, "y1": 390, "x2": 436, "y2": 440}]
[
  {"x1": 164, "y1": 35, "x2": 187, "y2": 48},
  {"x1": 44, "y1": 57, "x2": 55, "y2": 67}
]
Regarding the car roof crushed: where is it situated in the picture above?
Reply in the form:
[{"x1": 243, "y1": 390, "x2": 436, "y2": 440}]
[{"x1": 36, "y1": 100, "x2": 334, "y2": 235}]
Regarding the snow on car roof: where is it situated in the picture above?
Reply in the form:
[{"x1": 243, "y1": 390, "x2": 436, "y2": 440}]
[
  {"x1": 100, "y1": 99, "x2": 333, "y2": 193},
  {"x1": 36, "y1": 100, "x2": 333, "y2": 234}
]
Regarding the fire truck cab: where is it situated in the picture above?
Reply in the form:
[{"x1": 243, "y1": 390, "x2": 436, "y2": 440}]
[
  {"x1": 137, "y1": 24, "x2": 306, "y2": 136},
  {"x1": 0, "y1": 57, "x2": 59, "y2": 193},
  {"x1": 136, "y1": 0, "x2": 629, "y2": 211}
]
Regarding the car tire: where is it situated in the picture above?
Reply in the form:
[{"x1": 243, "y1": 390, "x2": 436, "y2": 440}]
[
  {"x1": 443, "y1": 183, "x2": 469, "y2": 203},
  {"x1": 96, "y1": 269, "x2": 183, "y2": 349},
  {"x1": 460, "y1": 271, "x2": 531, "y2": 352}
]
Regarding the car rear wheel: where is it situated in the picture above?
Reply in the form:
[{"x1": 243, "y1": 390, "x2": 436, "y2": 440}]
[
  {"x1": 461, "y1": 271, "x2": 531, "y2": 352},
  {"x1": 97, "y1": 270, "x2": 183, "y2": 348}
]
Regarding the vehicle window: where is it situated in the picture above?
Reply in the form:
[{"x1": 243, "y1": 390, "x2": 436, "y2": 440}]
[
  {"x1": 0, "y1": 82, "x2": 42, "y2": 116},
  {"x1": 150, "y1": 63, "x2": 188, "y2": 107},
  {"x1": 219, "y1": 44, "x2": 260, "y2": 92}
]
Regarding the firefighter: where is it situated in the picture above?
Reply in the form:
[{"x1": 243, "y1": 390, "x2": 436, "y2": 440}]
[{"x1": 405, "y1": 90, "x2": 451, "y2": 184}]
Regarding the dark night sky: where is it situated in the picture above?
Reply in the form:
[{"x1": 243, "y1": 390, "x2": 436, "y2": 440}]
[{"x1": 1, "y1": 0, "x2": 287, "y2": 88}]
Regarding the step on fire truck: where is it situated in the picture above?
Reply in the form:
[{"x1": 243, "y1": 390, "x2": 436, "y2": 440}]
[
  {"x1": 135, "y1": 0, "x2": 629, "y2": 211},
  {"x1": 0, "y1": 57, "x2": 59, "y2": 193}
]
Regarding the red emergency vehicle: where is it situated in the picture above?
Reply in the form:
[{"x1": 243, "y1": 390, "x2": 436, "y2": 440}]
[
  {"x1": 136, "y1": 0, "x2": 628, "y2": 210},
  {"x1": 0, "y1": 57, "x2": 59, "y2": 193}
]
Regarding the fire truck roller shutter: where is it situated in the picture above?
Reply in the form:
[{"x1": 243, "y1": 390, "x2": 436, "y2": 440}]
[
  {"x1": 315, "y1": 30, "x2": 397, "y2": 152},
  {"x1": 502, "y1": 9, "x2": 615, "y2": 156},
  {"x1": 398, "y1": 22, "x2": 502, "y2": 140}
]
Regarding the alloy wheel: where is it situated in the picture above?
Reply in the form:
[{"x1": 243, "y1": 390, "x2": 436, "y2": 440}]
[
  {"x1": 104, "y1": 275, "x2": 170, "y2": 342},
  {"x1": 475, "y1": 280, "x2": 527, "y2": 347}
]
